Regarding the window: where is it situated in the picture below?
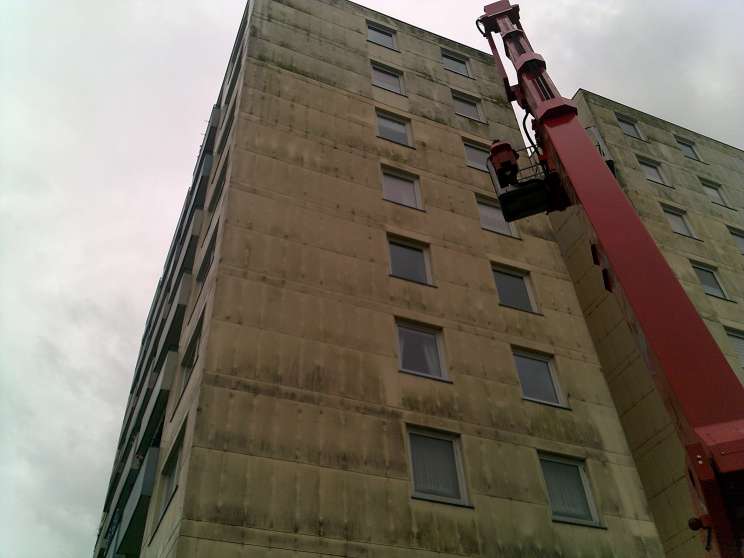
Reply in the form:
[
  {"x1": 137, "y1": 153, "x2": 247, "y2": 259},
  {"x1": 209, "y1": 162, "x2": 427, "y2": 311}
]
[
  {"x1": 408, "y1": 429, "x2": 467, "y2": 504},
  {"x1": 367, "y1": 22, "x2": 396, "y2": 49},
  {"x1": 700, "y1": 179, "x2": 727, "y2": 206},
  {"x1": 208, "y1": 156, "x2": 229, "y2": 212},
  {"x1": 616, "y1": 115, "x2": 642, "y2": 139},
  {"x1": 513, "y1": 350, "x2": 561, "y2": 405},
  {"x1": 389, "y1": 237, "x2": 430, "y2": 284},
  {"x1": 727, "y1": 329, "x2": 744, "y2": 369},
  {"x1": 371, "y1": 62, "x2": 404, "y2": 94},
  {"x1": 181, "y1": 315, "x2": 204, "y2": 394},
  {"x1": 377, "y1": 111, "x2": 411, "y2": 146},
  {"x1": 637, "y1": 158, "x2": 665, "y2": 184},
  {"x1": 217, "y1": 103, "x2": 235, "y2": 156},
  {"x1": 197, "y1": 225, "x2": 218, "y2": 282},
  {"x1": 494, "y1": 267, "x2": 535, "y2": 312},
  {"x1": 661, "y1": 205, "x2": 694, "y2": 237},
  {"x1": 397, "y1": 321, "x2": 444, "y2": 378},
  {"x1": 477, "y1": 198, "x2": 512, "y2": 236},
  {"x1": 382, "y1": 169, "x2": 421, "y2": 209},
  {"x1": 463, "y1": 141, "x2": 490, "y2": 171},
  {"x1": 729, "y1": 228, "x2": 744, "y2": 254},
  {"x1": 676, "y1": 137, "x2": 700, "y2": 160},
  {"x1": 692, "y1": 263, "x2": 726, "y2": 298},
  {"x1": 452, "y1": 91, "x2": 482, "y2": 121},
  {"x1": 539, "y1": 454, "x2": 598, "y2": 525},
  {"x1": 158, "y1": 429, "x2": 185, "y2": 516},
  {"x1": 442, "y1": 51, "x2": 470, "y2": 76}
]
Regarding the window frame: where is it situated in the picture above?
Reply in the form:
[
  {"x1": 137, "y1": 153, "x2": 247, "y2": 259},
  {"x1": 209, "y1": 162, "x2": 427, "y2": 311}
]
[
  {"x1": 699, "y1": 178, "x2": 729, "y2": 207},
  {"x1": 396, "y1": 319, "x2": 447, "y2": 380},
  {"x1": 371, "y1": 61, "x2": 405, "y2": 95},
  {"x1": 441, "y1": 50, "x2": 471, "y2": 77},
  {"x1": 476, "y1": 195, "x2": 515, "y2": 237},
  {"x1": 726, "y1": 328, "x2": 744, "y2": 370},
  {"x1": 512, "y1": 348, "x2": 566, "y2": 408},
  {"x1": 539, "y1": 453, "x2": 601, "y2": 527},
  {"x1": 661, "y1": 204, "x2": 695, "y2": 238},
  {"x1": 452, "y1": 90, "x2": 484, "y2": 122},
  {"x1": 388, "y1": 235, "x2": 432, "y2": 285},
  {"x1": 492, "y1": 265, "x2": 537, "y2": 313},
  {"x1": 728, "y1": 227, "x2": 744, "y2": 254},
  {"x1": 637, "y1": 157, "x2": 667, "y2": 186},
  {"x1": 367, "y1": 21, "x2": 398, "y2": 50},
  {"x1": 381, "y1": 166, "x2": 422, "y2": 209},
  {"x1": 616, "y1": 114, "x2": 643, "y2": 139},
  {"x1": 675, "y1": 136, "x2": 701, "y2": 161},
  {"x1": 691, "y1": 261, "x2": 728, "y2": 299},
  {"x1": 463, "y1": 140, "x2": 491, "y2": 171},
  {"x1": 407, "y1": 426, "x2": 469, "y2": 506},
  {"x1": 376, "y1": 110, "x2": 413, "y2": 147},
  {"x1": 156, "y1": 424, "x2": 186, "y2": 520}
]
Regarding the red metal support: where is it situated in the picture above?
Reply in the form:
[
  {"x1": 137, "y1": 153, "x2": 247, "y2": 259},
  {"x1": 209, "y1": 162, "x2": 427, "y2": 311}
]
[{"x1": 478, "y1": 2, "x2": 744, "y2": 556}]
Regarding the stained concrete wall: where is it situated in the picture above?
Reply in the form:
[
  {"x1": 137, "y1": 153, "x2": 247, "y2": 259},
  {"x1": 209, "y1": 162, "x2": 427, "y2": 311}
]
[
  {"x1": 139, "y1": 2, "x2": 664, "y2": 557},
  {"x1": 554, "y1": 90, "x2": 744, "y2": 558}
]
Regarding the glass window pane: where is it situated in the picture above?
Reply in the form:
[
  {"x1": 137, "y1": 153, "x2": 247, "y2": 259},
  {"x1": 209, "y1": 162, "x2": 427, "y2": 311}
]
[
  {"x1": 410, "y1": 433, "x2": 460, "y2": 499},
  {"x1": 494, "y1": 270, "x2": 533, "y2": 311},
  {"x1": 383, "y1": 173, "x2": 418, "y2": 207},
  {"x1": 442, "y1": 54, "x2": 469, "y2": 76},
  {"x1": 540, "y1": 458, "x2": 593, "y2": 521},
  {"x1": 390, "y1": 242, "x2": 427, "y2": 283},
  {"x1": 514, "y1": 353, "x2": 559, "y2": 404},
  {"x1": 702, "y1": 184, "x2": 725, "y2": 204},
  {"x1": 372, "y1": 65, "x2": 402, "y2": 93},
  {"x1": 731, "y1": 230, "x2": 744, "y2": 254},
  {"x1": 398, "y1": 325, "x2": 442, "y2": 377},
  {"x1": 368, "y1": 25, "x2": 395, "y2": 49},
  {"x1": 618, "y1": 118, "x2": 640, "y2": 138},
  {"x1": 453, "y1": 96, "x2": 480, "y2": 120},
  {"x1": 663, "y1": 209, "x2": 692, "y2": 236},
  {"x1": 377, "y1": 114, "x2": 409, "y2": 145},
  {"x1": 478, "y1": 202, "x2": 511, "y2": 235},
  {"x1": 677, "y1": 140, "x2": 699, "y2": 160},
  {"x1": 639, "y1": 161, "x2": 664, "y2": 183},
  {"x1": 728, "y1": 330, "x2": 744, "y2": 368},
  {"x1": 464, "y1": 143, "x2": 489, "y2": 170},
  {"x1": 693, "y1": 266, "x2": 725, "y2": 297}
]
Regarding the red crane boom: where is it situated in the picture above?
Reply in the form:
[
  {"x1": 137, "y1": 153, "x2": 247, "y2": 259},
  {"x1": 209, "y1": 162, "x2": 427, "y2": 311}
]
[{"x1": 477, "y1": 2, "x2": 744, "y2": 556}]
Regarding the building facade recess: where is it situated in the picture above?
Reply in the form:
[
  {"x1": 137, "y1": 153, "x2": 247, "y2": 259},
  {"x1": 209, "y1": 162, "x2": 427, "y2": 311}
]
[{"x1": 91, "y1": 1, "x2": 743, "y2": 557}]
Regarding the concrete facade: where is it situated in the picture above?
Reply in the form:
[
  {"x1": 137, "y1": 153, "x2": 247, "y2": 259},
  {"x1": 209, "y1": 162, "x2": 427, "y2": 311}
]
[
  {"x1": 557, "y1": 90, "x2": 744, "y2": 558},
  {"x1": 93, "y1": 2, "x2": 743, "y2": 558}
]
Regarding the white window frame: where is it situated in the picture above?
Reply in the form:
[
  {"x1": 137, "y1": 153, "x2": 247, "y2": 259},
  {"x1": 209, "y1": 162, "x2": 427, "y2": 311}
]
[
  {"x1": 691, "y1": 262, "x2": 728, "y2": 299},
  {"x1": 729, "y1": 227, "x2": 744, "y2": 254},
  {"x1": 493, "y1": 265, "x2": 538, "y2": 312},
  {"x1": 441, "y1": 50, "x2": 471, "y2": 77},
  {"x1": 675, "y1": 136, "x2": 701, "y2": 161},
  {"x1": 463, "y1": 140, "x2": 490, "y2": 171},
  {"x1": 616, "y1": 114, "x2": 643, "y2": 139},
  {"x1": 396, "y1": 320, "x2": 447, "y2": 380},
  {"x1": 381, "y1": 166, "x2": 422, "y2": 209},
  {"x1": 367, "y1": 21, "x2": 397, "y2": 50},
  {"x1": 388, "y1": 236, "x2": 432, "y2": 285},
  {"x1": 700, "y1": 178, "x2": 729, "y2": 207},
  {"x1": 452, "y1": 90, "x2": 483, "y2": 122},
  {"x1": 376, "y1": 110, "x2": 413, "y2": 147},
  {"x1": 637, "y1": 157, "x2": 667, "y2": 185},
  {"x1": 512, "y1": 348, "x2": 566, "y2": 407},
  {"x1": 476, "y1": 195, "x2": 516, "y2": 236},
  {"x1": 661, "y1": 204, "x2": 695, "y2": 238},
  {"x1": 407, "y1": 426, "x2": 469, "y2": 505},
  {"x1": 539, "y1": 453, "x2": 601, "y2": 526},
  {"x1": 371, "y1": 61, "x2": 404, "y2": 95}
]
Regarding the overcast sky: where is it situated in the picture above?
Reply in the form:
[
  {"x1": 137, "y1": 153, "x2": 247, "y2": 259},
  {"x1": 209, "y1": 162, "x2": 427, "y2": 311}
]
[{"x1": 1, "y1": 1, "x2": 742, "y2": 556}]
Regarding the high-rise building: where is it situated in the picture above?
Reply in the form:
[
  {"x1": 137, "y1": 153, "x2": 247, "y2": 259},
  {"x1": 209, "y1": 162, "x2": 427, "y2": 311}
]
[{"x1": 92, "y1": 2, "x2": 744, "y2": 558}]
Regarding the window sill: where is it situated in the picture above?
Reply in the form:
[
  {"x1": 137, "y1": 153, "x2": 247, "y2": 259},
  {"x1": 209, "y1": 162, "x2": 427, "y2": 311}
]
[
  {"x1": 625, "y1": 134, "x2": 649, "y2": 143},
  {"x1": 646, "y1": 178, "x2": 673, "y2": 188},
  {"x1": 455, "y1": 112, "x2": 487, "y2": 124},
  {"x1": 377, "y1": 135, "x2": 415, "y2": 149},
  {"x1": 147, "y1": 486, "x2": 179, "y2": 545},
  {"x1": 400, "y1": 368, "x2": 452, "y2": 383},
  {"x1": 466, "y1": 163, "x2": 489, "y2": 173},
  {"x1": 444, "y1": 68, "x2": 474, "y2": 80},
  {"x1": 482, "y1": 227, "x2": 520, "y2": 239},
  {"x1": 412, "y1": 494, "x2": 473, "y2": 508},
  {"x1": 711, "y1": 201, "x2": 737, "y2": 211},
  {"x1": 372, "y1": 83, "x2": 407, "y2": 97},
  {"x1": 383, "y1": 199, "x2": 426, "y2": 212},
  {"x1": 389, "y1": 274, "x2": 437, "y2": 288},
  {"x1": 552, "y1": 517, "x2": 606, "y2": 529},
  {"x1": 683, "y1": 154, "x2": 707, "y2": 164},
  {"x1": 523, "y1": 396, "x2": 571, "y2": 410},
  {"x1": 367, "y1": 39, "x2": 400, "y2": 53},
  {"x1": 705, "y1": 293, "x2": 737, "y2": 304},
  {"x1": 673, "y1": 232, "x2": 704, "y2": 242},
  {"x1": 499, "y1": 303, "x2": 543, "y2": 316}
]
